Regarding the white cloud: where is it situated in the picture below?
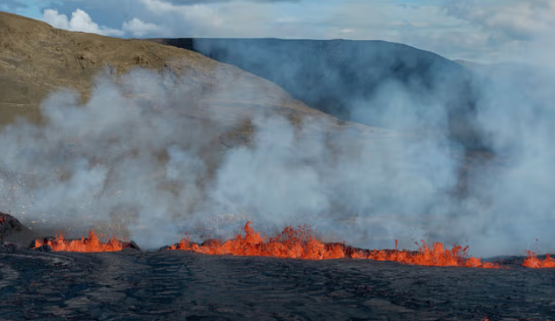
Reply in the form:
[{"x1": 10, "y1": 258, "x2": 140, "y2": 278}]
[
  {"x1": 139, "y1": 0, "x2": 227, "y2": 35},
  {"x1": 43, "y1": 8, "x2": 70, "y2": 29},
  {"x1": 444, "y1": 0, "x2": 555, "y2": 41},
  {"x1": 38, "y1": 0, "x2": 553, "y2": 62},
  {"x1": 122, "y1": 18, "x2": 164, "y2": 37},
  {"x1": 442, "y1": 0, "x2": 555, "y2": 63},
  {"x1": 43, "y1": 8, "x2": 124, "y2": 36}
]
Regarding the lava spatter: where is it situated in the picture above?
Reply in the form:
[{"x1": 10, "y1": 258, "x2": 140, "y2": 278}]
[
  {"x1": 33, "y1": 230, "x2": 126, "y2": 252},
  {"x1": 169, "y1": 222, "x2": 500, "y2": 268},
  {"x1": 169, "y1": 222, "x2": 346, "y2": 260},
  {"x1": 522, "y1": 251, "x2": 555, "y2": 268}
]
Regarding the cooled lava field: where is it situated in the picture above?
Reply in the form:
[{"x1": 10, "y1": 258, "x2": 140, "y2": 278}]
[
  {"x1": 1, "y1": 248, "x2": 555, "y2": 321},
  {"x1": 1, "y1": 214, "x2": 554, "y2": 321}
]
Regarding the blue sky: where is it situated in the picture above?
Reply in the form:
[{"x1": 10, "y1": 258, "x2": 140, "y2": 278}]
[{"x1": 2, "y1": 0, "x2": 554, "y2": 63}]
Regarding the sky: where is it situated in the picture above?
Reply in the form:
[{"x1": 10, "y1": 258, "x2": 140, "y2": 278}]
[{"x1": 2, "y1": 0, "x2": 554, "y2": 63}]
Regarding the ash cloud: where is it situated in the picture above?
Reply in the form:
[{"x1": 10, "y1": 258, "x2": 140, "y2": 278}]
[{"x1": 0, "y1": 39, "x2": 554, "y2": 257}]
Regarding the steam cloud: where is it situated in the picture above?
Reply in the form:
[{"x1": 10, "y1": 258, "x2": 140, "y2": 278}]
[{"x1": 0, "y1": 52, "x2": 554, "y2": 257}]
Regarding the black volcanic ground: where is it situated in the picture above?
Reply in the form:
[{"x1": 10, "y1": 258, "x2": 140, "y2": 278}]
[
  {"x1": 1, "y1": 215, "x2": 554, "y2": 321},
  {"x1": 1, "y1": 249, "x2": 554, "y2": 320}
]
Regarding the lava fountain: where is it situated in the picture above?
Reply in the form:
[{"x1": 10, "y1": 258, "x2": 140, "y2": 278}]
[
  {"x1": 30, "y1": 221, "x2": 554, "y2": 269},
  {"x1": 168, "y1": 222, "x2": 501, "y2": 268},
  {"x1": 522, "y1": 251, "x2": 555, "y2": 268},
  {"x1": 33, "y1": 230, "x2": 130, "y2": 252}
]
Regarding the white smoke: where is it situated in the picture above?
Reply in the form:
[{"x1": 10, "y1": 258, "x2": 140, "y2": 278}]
[{"x1": 0, "y1": 46, "x2": 554, "y2": 257}]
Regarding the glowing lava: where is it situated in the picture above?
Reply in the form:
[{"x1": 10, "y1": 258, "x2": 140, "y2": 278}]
[
  {"x1": 169, "y1": 222, "x2": 345, "y2": 260},
  {"x1": 365, "y1": 241, "x2": 499, "y2": 268},
  {"x1": 522, "y1": 251, "x2": 555, "y2": 268},
  {"x1": 33, "y1": 230, "x2": 126, "y2": 252},
  {"x1": 169, "y1": 222, "x2": 499, "y2": 268}
]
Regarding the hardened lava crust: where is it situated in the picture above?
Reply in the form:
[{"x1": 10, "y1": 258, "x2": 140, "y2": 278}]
[{"x1": 0, "y1": 246, "x2": 554, "y2": 321}]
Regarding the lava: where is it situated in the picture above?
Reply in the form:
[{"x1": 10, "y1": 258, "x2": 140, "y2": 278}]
[
  {"x1": 169, "y1": 222, "x2": 345, "y2": 260},
  {"x1": 522, "y1": 251, "x2": 555, "y2": 268},
  {"x1": 33, "y1": 230, "x2": 126, "y2": 252},
  {"x1": 169, "y1": 222, "x2": 500, "y2": 268},
  {"x1": 366, "y1": 242, "x2": 499, "y2": 268}
]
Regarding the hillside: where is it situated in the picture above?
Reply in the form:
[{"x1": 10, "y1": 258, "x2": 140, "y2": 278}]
[
  {"x1": 0, "y1": 11, "x2": 338, "y2": 131},
  {"x1": 147, "y1": 38, "x2": 482, "y2": 148},
  {"x1": 0, "y1": 11, "x2": 404, "y2": 230}
]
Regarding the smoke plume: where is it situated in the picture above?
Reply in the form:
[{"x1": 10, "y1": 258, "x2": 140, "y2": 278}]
[{"x1": 0, "y1": 43, "x2": 554, "y2": 257}]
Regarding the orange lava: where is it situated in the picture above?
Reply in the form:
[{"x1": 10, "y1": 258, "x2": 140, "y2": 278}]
[
  {"x1": 169, "y1": 222, "x2": 499, "y2": 268},
  {"x1": 33, "y1": 230, "x2": 125, "y2": 252},
  {"x1": 522, "y1": 251, "x2": 555, "y2": 268},
  {"x1": 366, "y1": 241, "x2": 499, "y2": 268},
  {"x1": 169, "y1": 222, "x2": 345, "y2": 260},
  {"x1": 0, "y1": 215, "x2": 4, "y2": 225}
]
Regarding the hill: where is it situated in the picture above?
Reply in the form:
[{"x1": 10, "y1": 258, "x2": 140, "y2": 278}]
[
  {"x1": 0, "y1": 11, "x2": 401, "y2": 232},
  {"x1": 147, "y1": 38, "x2": 481, "y2": 148},
  {"x1": 0, "y1": 11, "x2": 337, "y2": 130}
]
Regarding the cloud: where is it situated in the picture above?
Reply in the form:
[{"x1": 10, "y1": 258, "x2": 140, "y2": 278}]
[
  {"x1": 122, "y1": 18, "x2": 164, "y2": 37},
  {"x1": 166, "y1": 0, "x2": 300, "y2": 3},
  {"x1": 44, "y1": 8, "x2": 125, "y2": 36},
  {"x1": 43, "y1": 8, "x2": 70, "y2": 29},
  {"x1": 444, "y1": 0, "x2": 555, "y2": 41},
  {"x1": 8, "y1": 0, "x2": 550, "y2": 62}
]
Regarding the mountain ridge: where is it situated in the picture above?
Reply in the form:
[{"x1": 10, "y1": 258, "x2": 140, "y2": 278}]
[{"x1": 146, "y1": 37, "x2": 482, "y2": 148}]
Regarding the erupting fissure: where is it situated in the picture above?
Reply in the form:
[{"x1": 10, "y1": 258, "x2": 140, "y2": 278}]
[
  {"x1": 168, "y1": 222, "x2": 501, "y2": 268},
  {"x1": 522, "y1": 251, "x2": 555, "y2": 268},
  {"x1": 33, "y1": 230, "x2": 126, "y2": 252},
  {"x1": 31, "y1": 222, "x2": 554, "y2": 269}
]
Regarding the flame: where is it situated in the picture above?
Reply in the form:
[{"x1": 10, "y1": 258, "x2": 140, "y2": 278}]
[
  {"x1": 522, "y1": 251, "x2": 555, "y2": 268},
  {"x1": 169, "y1": 222, "x2": 499, "y2": 268},
  {"x1": 33, "y1": 230, "x2": 126, "y2": 252}
]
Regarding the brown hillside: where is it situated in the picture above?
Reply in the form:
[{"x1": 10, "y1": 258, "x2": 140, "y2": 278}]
[{"x1": 0, "y1": 11, "x2": 337, "y2": 129}]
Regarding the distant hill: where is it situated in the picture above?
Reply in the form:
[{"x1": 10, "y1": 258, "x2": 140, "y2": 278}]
[{"x1": 148, "y1": 38, "x2": 482, "y2": 148}]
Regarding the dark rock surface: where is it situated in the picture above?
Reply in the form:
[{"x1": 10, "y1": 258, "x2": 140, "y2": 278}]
[
  {"x1": 0, "y1": 249, "x2": 553, "y2": 320},
  {"x1": 0, "y1": 212, "x2": 40, "y2": 245}
]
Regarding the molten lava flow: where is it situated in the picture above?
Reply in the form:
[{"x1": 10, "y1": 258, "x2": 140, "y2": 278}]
[
  {"x1": 522, "y1": 251, "x2": 555, "y2": 268},
  {"x1": 169, "y1": 222, "x2": 345, "y2": 260},
  {"x1": 366, "y1": 241, "x2": 499, "y2": 268},
  {"x1": 169, "y1": 222, "x2": 499, "y2": 268},
  {"x1": 0, "y1": 215, "x2": 4, "y2": 225},
  {"x1": 33, "y1": 230, "x2": 125, "y2": 252}
]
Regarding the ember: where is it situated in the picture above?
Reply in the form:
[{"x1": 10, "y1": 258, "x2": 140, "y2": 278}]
[
  {"x1": 522, "y1": 251, "x2": 555, "y2": 268},
  {"x1": 169, "y1": 222, "x2": 500, "y2": 268},
  {"x1": 33, "y1": 230, "x2": 127, "y2": 252}
]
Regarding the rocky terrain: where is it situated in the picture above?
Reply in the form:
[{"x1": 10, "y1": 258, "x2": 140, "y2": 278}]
[{"x1": 1, "y1": 215, "x2": 554, "y2": 321}]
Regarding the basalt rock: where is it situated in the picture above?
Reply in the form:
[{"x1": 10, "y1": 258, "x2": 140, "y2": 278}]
[
  {"x1": 35, "y1": 244, "x2": 52, "y2": 252},
  {"x1": 0, "y1": 212, "x2": 24, "y2": 236},
  {"x1": 123, "y1": 240, "x2": 141, "y2": 252}
]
